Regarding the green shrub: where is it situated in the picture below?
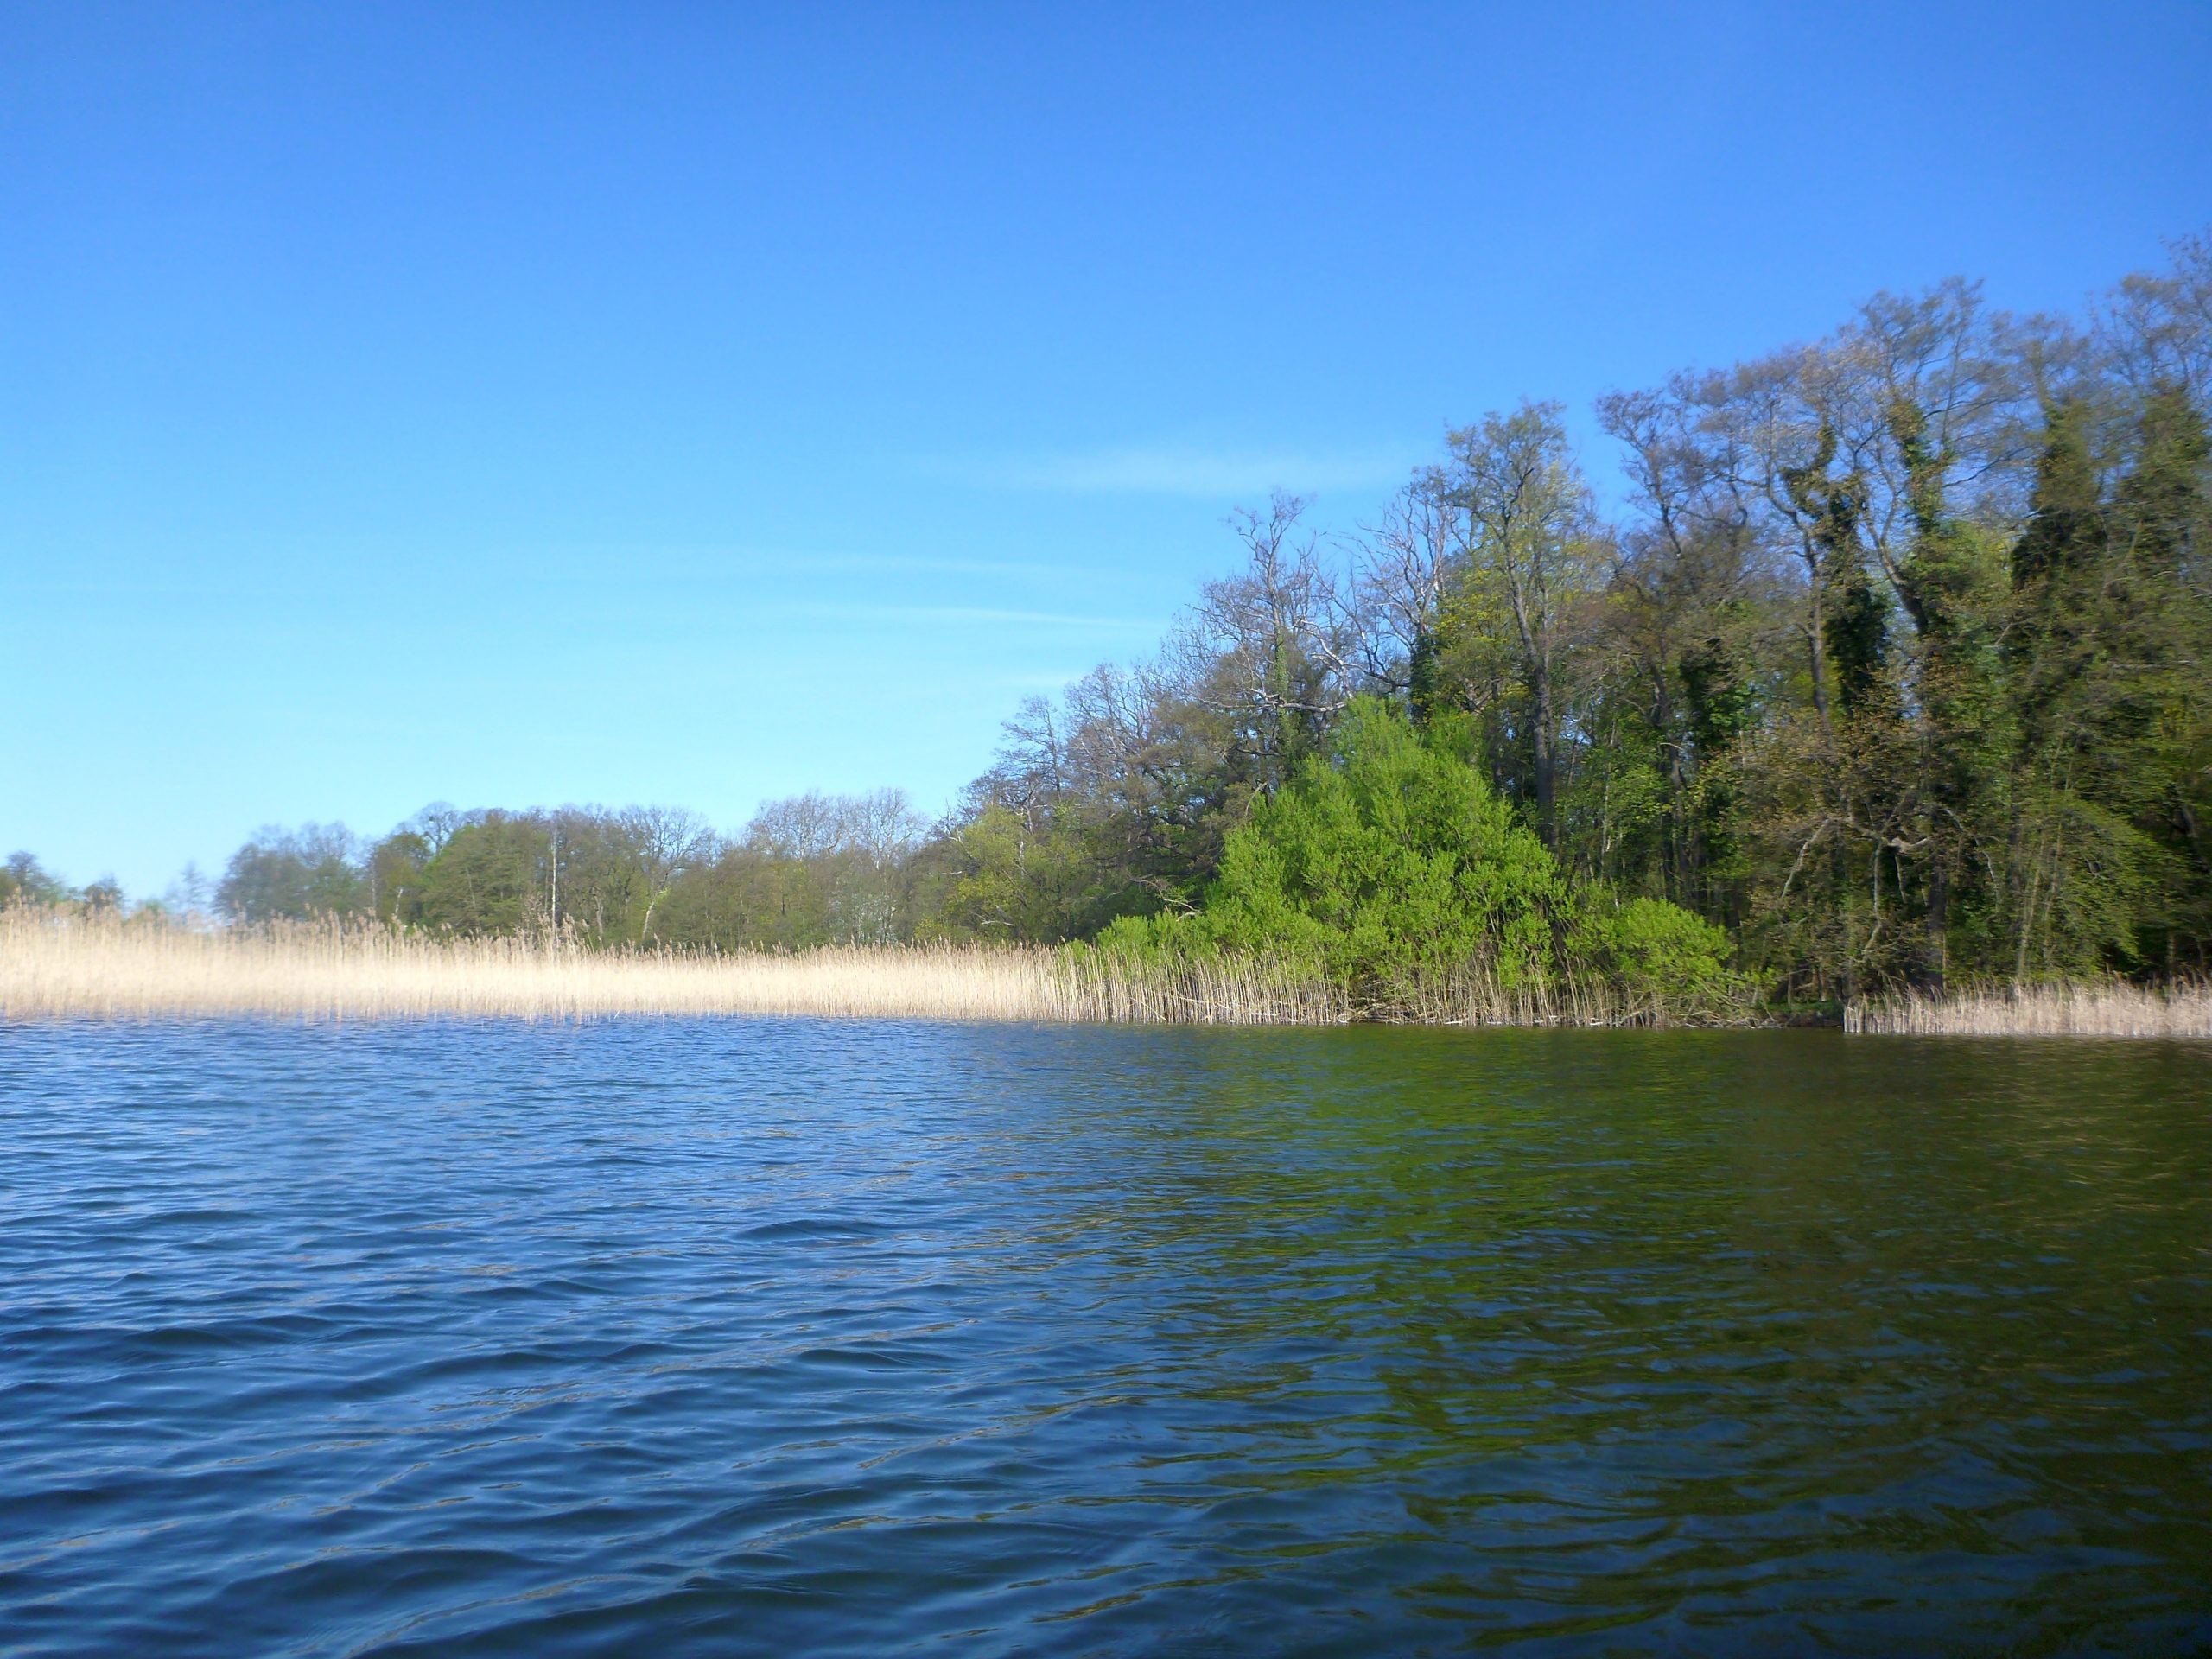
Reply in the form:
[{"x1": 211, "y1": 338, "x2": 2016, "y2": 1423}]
[
  {"x1": 1103, "y1": 696, "x2": 1739, "y2": 1019},
  {"x1": 1569, "y1": 894, "x2": 1741, "y2": 1016}
]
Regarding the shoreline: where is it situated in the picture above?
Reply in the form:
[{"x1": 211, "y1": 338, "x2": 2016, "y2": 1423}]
[{"x1": 4, "y1": 911, "x2": 2207, "y2": 1038}]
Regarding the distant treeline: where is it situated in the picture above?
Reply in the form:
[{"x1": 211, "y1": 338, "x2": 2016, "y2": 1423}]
[
  {"x1": 11, "y1": 233, "x2": 2209, "y2": 1002},
  {"x1": 215, "y1": 795, "x2": 932, "y2": 952}
]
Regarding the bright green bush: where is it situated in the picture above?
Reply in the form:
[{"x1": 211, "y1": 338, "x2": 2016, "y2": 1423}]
[
  {"x1": 1569, "y1": 894, "x2": 1740, "y2": 1014},
  {"x1": 1102, "y1": 696, "x2": 1739, "y2": 1018}
]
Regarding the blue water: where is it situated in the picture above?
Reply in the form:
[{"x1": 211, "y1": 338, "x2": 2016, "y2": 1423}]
[{"x1": 2, "y1": 1020, "x2": 2208, "y2": 1656}]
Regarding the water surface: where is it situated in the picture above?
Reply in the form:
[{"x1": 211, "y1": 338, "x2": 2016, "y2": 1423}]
[{"x1": 1, "y1": 1020, "x2": 2207, "y2": 1656}]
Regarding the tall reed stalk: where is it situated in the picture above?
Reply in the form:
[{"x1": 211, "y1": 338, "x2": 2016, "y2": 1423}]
[{"x1": 1847, "y1": 980, "x2": 2212, "y2": 1039}]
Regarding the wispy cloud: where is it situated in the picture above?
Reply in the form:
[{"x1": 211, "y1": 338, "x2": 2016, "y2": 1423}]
[
  {"x1": 926, "y1": 442, "x2": 1422, "y2": 498},
  {"x1": 544, "y1": 543, "x2": 1077, "y2": 583},
  {"x1": 783, "y1": 601, "x2": 1163, "y2": 632}
]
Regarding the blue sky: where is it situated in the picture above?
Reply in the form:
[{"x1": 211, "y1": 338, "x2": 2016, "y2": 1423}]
[{"x1": 6, "y1": 2, "x2": 2209, "y2": 897}]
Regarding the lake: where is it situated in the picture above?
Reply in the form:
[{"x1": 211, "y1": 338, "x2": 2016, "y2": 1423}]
[{"x1": 1, "y1": 1020, "x2": 2207, "y2": 1656}]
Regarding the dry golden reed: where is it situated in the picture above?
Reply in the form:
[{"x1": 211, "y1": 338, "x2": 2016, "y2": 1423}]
[
  {"x1": 1847, "y1": 979, "x2": 2212, "y2": 1039},
  {"x1": 0, "y1": 906, "x2": 1338, "y2": 1027}
]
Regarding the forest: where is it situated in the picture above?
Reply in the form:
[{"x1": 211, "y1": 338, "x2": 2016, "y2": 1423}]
[{"x1": 10, "y1": 233, "x2": 2208, "y2": 1009}]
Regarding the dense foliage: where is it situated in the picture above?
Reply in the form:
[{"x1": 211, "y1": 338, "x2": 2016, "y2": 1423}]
[
  {"x1": 1093, "y1": 698, "x2": 1738, "y2": 1014},
  {"x1": 12, "y1": 234, "x2": 2208, "y2": 1005}
]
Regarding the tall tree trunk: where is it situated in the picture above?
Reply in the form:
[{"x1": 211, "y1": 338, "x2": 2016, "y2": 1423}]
[
  {"x1": 1925, "y1": 856, "x2": 1950, "y2": 995},
  {"x1": 1532, "y1": 662, "x2": 1558, "y2": 853},
  {"x1": 1806, "y1": 582, "x2": 1831, "y2": 728}
]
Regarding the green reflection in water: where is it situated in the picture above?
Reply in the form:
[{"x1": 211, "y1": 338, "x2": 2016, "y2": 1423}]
[{"x1": 982, "y1": 1028, "x2": 2211, "y2": 1649}]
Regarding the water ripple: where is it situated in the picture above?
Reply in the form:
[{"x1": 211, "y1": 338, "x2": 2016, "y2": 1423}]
[{"x1": 1, "y1": 1020, "x2": 2208, "y2": 1656}]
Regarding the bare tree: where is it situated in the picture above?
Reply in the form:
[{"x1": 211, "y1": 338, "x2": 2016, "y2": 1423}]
[
  {"x1": 2097, "y1": 229, "x2": 2212, "y2": 405},
  {"x1": 1823, "y1": 279, "x2": 2037, "y2": 635},
  {"x1": 1440, "y1": 402, "x2": 1613, "y2": 849},
  {"x1": 1353, "y1": 469, "x2": 1460, "y2": 707},
  {"x1": 620, "y1": 805, "x2": 714, "y2": 941},
  {"x1": 1168, "y1": 492, "x2": 1358, "y2": 790}
]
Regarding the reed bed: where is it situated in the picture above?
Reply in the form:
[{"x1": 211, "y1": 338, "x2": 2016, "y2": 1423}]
[
  {"x1": 1847, "y1": 979, "x2": 2212, "y2": 1039},
  {"x1": 3, "y1": 906, "x2": 1716, "y2": 1028},
  {"x1": 33, "y1": 906, "x2": 2182, "y2": 1033},
  {"x1": 0, "y1": 906, "x2": 1343, "y2": 1027},
  {"x1": 1394, "y1": 969, "x2": 1739, "y2": 1029}
]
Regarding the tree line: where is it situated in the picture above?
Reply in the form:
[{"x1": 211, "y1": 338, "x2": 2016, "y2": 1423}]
[
  {"x1": 963, "y1": 235, "x2": 2210, "y2": 999},
  {"x1": 10, "y1": 233, "x2": 2207, "y2": 1002},
  {"x1": 195, "y1": 792, "x2": 935, "y2": 951}
]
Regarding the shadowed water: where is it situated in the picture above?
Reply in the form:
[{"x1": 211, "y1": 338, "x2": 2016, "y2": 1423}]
[{"x1": 1, "y1": 1020, "x2": 2207, "y2": 1656}]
